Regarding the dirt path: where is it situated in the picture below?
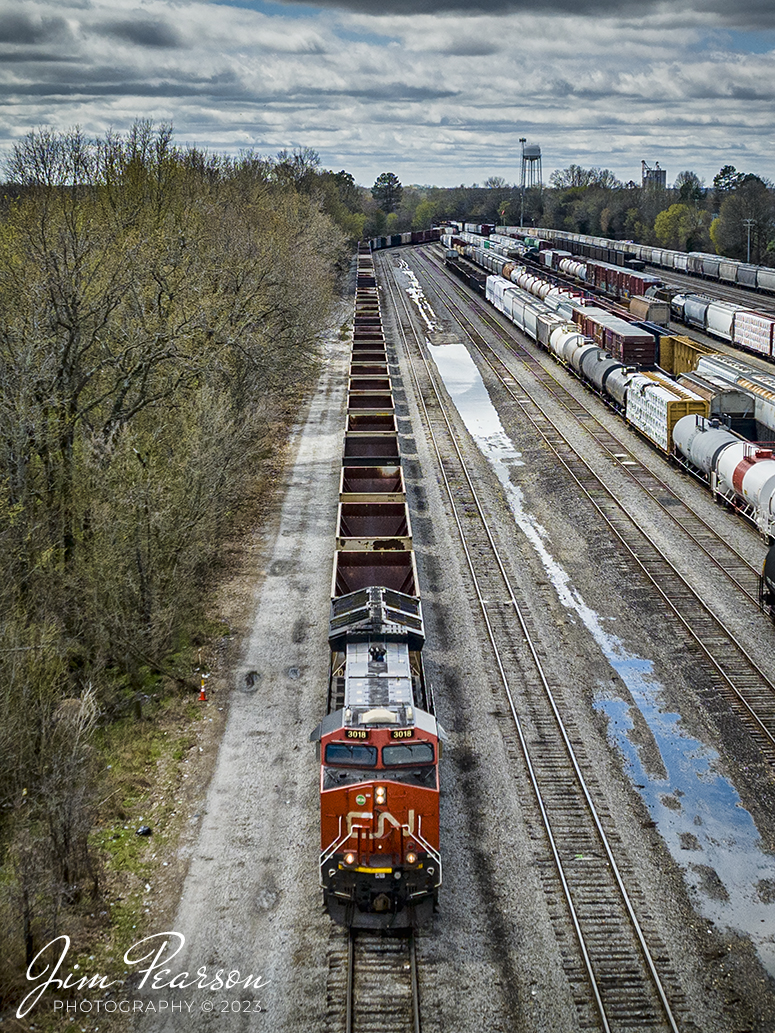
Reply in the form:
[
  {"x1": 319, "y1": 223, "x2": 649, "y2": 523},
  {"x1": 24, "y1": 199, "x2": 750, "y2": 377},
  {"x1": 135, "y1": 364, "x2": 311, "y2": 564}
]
[{"x1": 135, "y1": 331, "x2": 348, "y2": 1033}]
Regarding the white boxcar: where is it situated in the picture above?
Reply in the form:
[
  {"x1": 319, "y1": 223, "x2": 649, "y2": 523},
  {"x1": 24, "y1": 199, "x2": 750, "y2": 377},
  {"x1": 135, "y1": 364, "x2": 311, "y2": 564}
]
[
  {"x1": 733, "y1": 311, "x2": 775, "y2": 357},
  {"x1": 625, "y1": 373, "x2": 706, "y2": 452}
]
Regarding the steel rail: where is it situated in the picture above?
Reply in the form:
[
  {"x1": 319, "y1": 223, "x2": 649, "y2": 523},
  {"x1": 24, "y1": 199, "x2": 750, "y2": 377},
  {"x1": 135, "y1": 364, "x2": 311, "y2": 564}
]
[
  {"x1": 380, "y1": 252, "x2": 682, "y2": 1033},
  {"x1": 412, "y1": 249, "x2": 775, "y2": 755},
  {"x1": 343, "y1": 929, "x2": 421, "y2": 1033}
]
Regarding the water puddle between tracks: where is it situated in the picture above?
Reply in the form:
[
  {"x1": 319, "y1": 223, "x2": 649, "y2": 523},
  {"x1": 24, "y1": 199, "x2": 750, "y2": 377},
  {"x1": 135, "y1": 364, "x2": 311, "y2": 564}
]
[{"x1": 426, "y1": 337, "x2": 775, "y2": 976}]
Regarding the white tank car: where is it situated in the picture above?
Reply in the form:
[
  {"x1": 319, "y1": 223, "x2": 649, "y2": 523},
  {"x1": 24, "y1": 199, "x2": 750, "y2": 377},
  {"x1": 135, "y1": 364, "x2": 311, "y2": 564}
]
[
  {"x1": 715, "y1": 441, "x2": 775, "y2": 537},
  {"x1": 570, "y1": 342, "x2": 600, "y2": 375},
  {"x1": 535, "y1": 279, "x2": 552, "y2": 300},
  {"x1": 672, "y1": 415, "x2": 739, "y2": 476},
  {"x1": 549, "y1": 326, "x2": 585, "y2": 364},
  {"x1": 580, "y1": 349, "x2": 624, "y2": 392}
]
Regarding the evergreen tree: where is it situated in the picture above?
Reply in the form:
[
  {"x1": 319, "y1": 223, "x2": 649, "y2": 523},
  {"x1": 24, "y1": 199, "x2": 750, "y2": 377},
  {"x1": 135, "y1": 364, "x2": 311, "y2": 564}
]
[{"x1": 371, "y1": 172, "x2": 403, "y2": 214}]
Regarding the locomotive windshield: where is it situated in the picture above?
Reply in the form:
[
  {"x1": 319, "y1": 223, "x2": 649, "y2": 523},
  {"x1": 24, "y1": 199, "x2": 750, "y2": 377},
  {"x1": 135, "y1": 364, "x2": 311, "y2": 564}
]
[
  {"x1": 379, "y1": 766, "x2": 437, "y2": 789},
  {"x1": 323, "y1": 767, "x2": 377, "y2": 790},
  {"x1": 325, "y1": 743, "x2": 378, "y2": 767},
  {"x1": 382, "y1": 742, "x2": 434, "y2": 766}
]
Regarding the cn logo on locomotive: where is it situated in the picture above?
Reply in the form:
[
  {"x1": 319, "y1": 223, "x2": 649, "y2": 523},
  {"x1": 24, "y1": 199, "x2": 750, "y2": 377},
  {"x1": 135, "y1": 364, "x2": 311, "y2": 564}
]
[{"x1": 345, "y1": 809, "x2": 416, "y2": 839}]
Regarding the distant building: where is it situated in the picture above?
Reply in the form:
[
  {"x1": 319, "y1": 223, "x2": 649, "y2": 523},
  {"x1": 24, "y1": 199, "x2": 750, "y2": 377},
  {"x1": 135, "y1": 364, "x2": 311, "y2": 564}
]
[{"x1": 642, "y1": 160, "x2": 667, "y2": 189}]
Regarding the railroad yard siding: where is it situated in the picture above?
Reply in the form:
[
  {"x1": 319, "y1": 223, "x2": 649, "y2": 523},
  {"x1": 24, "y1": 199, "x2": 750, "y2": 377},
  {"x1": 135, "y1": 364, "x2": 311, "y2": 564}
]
[
  {"x1": 375, "y1": 244, "x2": 775, "y2": 1030},
  {"x1": 138, "y1": 244, "x2": 775, "y2": 1033}
]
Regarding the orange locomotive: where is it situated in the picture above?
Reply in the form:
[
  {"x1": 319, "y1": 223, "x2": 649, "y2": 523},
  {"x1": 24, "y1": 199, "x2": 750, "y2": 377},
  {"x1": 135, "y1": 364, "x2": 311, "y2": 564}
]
[
  {"x1": 310, "y1": 245, "x2": 442, "y2": 929},
  {"x1": 311, "y1": 585, "x2": 441, "y2": 928}
]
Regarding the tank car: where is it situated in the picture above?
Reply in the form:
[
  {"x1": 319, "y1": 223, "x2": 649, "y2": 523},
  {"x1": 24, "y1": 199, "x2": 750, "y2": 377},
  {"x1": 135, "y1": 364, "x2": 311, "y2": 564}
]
[
  {"x1": 673, "y1": 414, "x2": 775, "y2": 538},
  {"x1": 672, "y1": 414, "x2": 739, "y2": 478}
]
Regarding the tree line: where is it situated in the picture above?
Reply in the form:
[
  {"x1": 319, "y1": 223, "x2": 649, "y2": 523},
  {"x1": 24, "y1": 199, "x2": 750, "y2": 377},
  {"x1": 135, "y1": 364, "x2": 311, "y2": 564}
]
[
  {"x1": 363, "y1": 163, "x2": 775, "y2": 265},
  {"x1": 0, "y1": 123, "x2": 349, "y2": 999}
]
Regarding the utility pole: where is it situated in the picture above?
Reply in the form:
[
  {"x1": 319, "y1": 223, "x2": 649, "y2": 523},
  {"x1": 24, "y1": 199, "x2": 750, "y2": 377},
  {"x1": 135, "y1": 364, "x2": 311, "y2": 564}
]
[{"x1": 743, "y1": 218, "x2": 755, "y2": 263}]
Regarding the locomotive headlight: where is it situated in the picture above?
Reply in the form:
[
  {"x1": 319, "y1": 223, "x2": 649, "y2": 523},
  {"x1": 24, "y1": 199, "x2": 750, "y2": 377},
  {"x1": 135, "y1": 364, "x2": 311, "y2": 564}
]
[
  {"x1": 375, "y1": 786, "x2": 387, "y2": 805},
  {"x1": 344, "y1": 852, "x2": 356, "y2": 866},
  {"x1": 405, "y1": 851, "x2": 418, "y2": 866}
]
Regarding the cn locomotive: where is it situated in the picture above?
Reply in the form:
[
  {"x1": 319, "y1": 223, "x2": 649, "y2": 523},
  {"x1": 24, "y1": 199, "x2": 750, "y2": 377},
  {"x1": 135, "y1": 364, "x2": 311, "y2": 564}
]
[{"x1": 310, "y1": 244, "x2": 442, "y2": 929}]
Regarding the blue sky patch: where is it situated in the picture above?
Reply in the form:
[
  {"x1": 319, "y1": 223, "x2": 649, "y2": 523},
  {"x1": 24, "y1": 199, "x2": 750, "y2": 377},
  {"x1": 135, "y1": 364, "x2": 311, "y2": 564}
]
[{"x1": 209, "y1": 0, "x2": 322, "y2": 18}]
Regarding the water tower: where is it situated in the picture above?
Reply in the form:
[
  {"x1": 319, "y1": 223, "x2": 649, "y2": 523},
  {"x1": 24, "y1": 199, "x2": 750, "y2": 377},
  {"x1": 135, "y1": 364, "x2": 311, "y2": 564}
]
[
  {"x1": 519, "y1": 139, "x2": 542, "y2": 227},
  {"x1": 521, "y1": 139, "x2": 542, "y2": 190}
]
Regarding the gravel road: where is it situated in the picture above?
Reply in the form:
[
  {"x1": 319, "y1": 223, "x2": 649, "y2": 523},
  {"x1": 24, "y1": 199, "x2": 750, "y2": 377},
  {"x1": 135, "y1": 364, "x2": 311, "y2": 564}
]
[{"x1": 134, "y1": 327, "x2": 349, "y2": 1033}]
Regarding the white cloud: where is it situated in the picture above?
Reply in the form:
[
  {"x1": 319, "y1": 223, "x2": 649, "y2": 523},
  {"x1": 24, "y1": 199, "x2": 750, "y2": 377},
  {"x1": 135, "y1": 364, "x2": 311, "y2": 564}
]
[{"x1": 0, "y1": 0, "x2": 773, "y2": 185}]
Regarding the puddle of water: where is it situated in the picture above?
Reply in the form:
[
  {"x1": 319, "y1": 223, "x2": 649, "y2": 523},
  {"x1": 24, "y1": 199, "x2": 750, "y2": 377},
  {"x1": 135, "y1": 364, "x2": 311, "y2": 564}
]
[
  {"x1": 424, "y1": 341, "x2": 525, "y2": 467},
  {"x1": 598, "y1": 694, "x2": 775, "y2": 966},
  {"x1": 425, "y1": 334, "x2": 775, "y2": 974}
]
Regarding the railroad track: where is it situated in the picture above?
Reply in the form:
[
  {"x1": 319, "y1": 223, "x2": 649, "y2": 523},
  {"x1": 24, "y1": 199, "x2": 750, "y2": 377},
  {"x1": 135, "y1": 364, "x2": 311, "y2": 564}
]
[
  {"x1": 646, "y1": 265, "x2": 775, "y2": 318},
  {"x1": 421, "y1": 250, "x2": 766, "y2": 603},
  {"x1": 379, "y1": 252, "x2": 692, "y2": 1032},
  {"x1": 403, "y1": 247, "x2": 775, "y2": 759},
  {"x1": 325, "y1": 927, "x2": 421, "y2": 1033}
]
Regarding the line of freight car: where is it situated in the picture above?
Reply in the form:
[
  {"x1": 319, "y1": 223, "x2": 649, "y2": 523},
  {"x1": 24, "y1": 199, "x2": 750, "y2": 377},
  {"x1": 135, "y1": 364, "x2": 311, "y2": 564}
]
[
  {"x1": 451, "y1": 227, "x2": 661, "y2": 303},
  {"x1": 446, "y1": 243, "x2": 730, "y2": 410},
  {"x1": 484, "y1": 272, "x2": 708, "y2": 454},
  {"x1": 472, "y1": 224, "x2": 775, "y2": 359},
  {"x1": 311, "y1": 243, "x2": 442, "y2": 929},
  {"x1": 448, "y1": 232, "x2": 659, "y2": 331},
  {"x1": 447, "y1": 243, "x2": 643, "y2": 330},
  {"x1": 445, "y1": 253, "x2": 488, "y2": 295},
  {"x1": 488, "y1": 233, "x2": 673, "y2": 328},
  {"x1": 445, "y1": 236, "x2": 660, "y2": 367},
  {"x1": 479, "y1": 263, "x2": 775, "y2": 549},
  {"x1": 527, "y1": 237, "x2": 775, "y2": 362},
  {"x1": 439, "y1": 248, "x2": 775, "y2": 586},
  {"x1": 491, "y1": 223, "x2": 775, "y2": 294},
  {"x1": 445, "y1": 240, "x2": 746, "y2": 430},
  {"x1": 369, "y1": 229, "x2": 442, "y2": 251},
  {"x1": 450, "y1": 235, "x2": 775, "y2": 386},
  {"x1": 668, "y1": 293, "x2": 775, "y2": 359}
]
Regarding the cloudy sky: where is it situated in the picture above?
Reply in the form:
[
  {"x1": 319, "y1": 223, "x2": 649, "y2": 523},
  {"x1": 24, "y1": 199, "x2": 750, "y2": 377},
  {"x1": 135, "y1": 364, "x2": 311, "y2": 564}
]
[{"x1": 2, "y1": 0, "x2": 775, "y2": 187}]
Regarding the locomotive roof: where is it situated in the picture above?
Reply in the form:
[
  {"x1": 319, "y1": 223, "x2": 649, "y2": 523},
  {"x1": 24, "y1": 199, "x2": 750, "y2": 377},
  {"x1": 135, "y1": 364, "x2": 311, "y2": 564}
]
[
  {"x1": 343, "y1": 638, "x2": 413, "y2": 711},
  {"x1": 310, "y1": 703, "x2": 439, "y2": 742}
]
